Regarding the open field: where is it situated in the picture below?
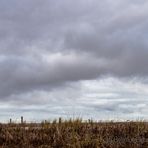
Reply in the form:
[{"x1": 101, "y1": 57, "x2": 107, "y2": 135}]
[{"x1": 0, "y1": 119, "x2": 148, "y2": 148}]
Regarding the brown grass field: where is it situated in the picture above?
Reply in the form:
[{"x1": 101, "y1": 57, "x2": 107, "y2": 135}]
[{"x1": 0, "y1": 118, "x2": 148, "y2": 148}]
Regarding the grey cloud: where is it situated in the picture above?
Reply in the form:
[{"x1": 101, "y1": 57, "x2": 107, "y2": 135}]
[
  {"x1": 0, "y1": 0, "x2": 148, "y2": 121},
  {"x1": 0, "y1": 53, "x2": 108, "y2": 98}
]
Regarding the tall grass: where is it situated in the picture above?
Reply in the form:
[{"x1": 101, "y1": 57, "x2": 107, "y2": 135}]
[{"x1": 0, "y1": 118, "x2": 148, "y2": 147}]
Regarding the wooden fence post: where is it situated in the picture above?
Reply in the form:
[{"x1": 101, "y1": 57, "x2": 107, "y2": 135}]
[{"x1": 21, "y1": 116, "x2": 23, "y2": 124}]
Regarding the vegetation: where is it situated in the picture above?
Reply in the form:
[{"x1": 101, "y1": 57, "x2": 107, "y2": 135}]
[{"x1": 0, "y1": 118, "x2": 148, "y2": 148}]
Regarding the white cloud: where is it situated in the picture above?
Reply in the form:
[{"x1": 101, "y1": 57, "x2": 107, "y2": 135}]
[{"x1": 0, "y1": 77, "x2": 148, "y2": 122}]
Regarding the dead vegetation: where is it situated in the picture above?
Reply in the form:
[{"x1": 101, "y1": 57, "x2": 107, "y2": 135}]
[{"x1": 0, "y1": 118, "x2": 148, "y2": 148}]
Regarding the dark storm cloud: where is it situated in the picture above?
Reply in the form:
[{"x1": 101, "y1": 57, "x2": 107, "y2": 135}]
[
  {"x1": 0, "y1": 0, "x2": 148, "y2": 99},
  {"x1": 0, "y1": 53, "x2": 107, "y2": 98}
]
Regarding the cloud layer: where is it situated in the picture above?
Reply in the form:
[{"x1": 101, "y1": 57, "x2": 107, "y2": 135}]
[{"x1": 0, "y1": 0, "x2": 148, "y2": 121}]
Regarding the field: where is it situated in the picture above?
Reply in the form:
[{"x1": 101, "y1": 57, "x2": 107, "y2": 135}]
[{"x1": 0, "y1": 118, "x2": 148, "y2": 148}]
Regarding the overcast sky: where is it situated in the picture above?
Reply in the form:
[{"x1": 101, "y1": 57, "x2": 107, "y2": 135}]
[{"x1": 0, "y1": 0, "x2": 148, "y2": 122}]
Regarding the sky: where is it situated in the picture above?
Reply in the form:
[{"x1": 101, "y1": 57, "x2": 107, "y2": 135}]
[{"x1": 0, "y1": 0, "x2": 148, "y2": 122}]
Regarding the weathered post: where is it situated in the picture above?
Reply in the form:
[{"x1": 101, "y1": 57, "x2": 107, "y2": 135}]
[
  {"x1": 10, "y1": 118, "x2": 12, "y2": 124},
  {"x1": 21, "y1": 116, "x2": 23, "y2": 124},
  {"x1": 59, "y1": 117, "x2": 62, "y2": 124}
]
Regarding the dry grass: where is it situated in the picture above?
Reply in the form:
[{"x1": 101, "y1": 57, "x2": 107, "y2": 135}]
[{"x1": 0, "y1": 118, "x2": 148, "y2": 148}]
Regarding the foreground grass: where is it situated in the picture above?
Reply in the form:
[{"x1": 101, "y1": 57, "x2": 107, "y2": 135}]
[{"x1": 0, "y1": 119, "x2": 148, "y2": 148}]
